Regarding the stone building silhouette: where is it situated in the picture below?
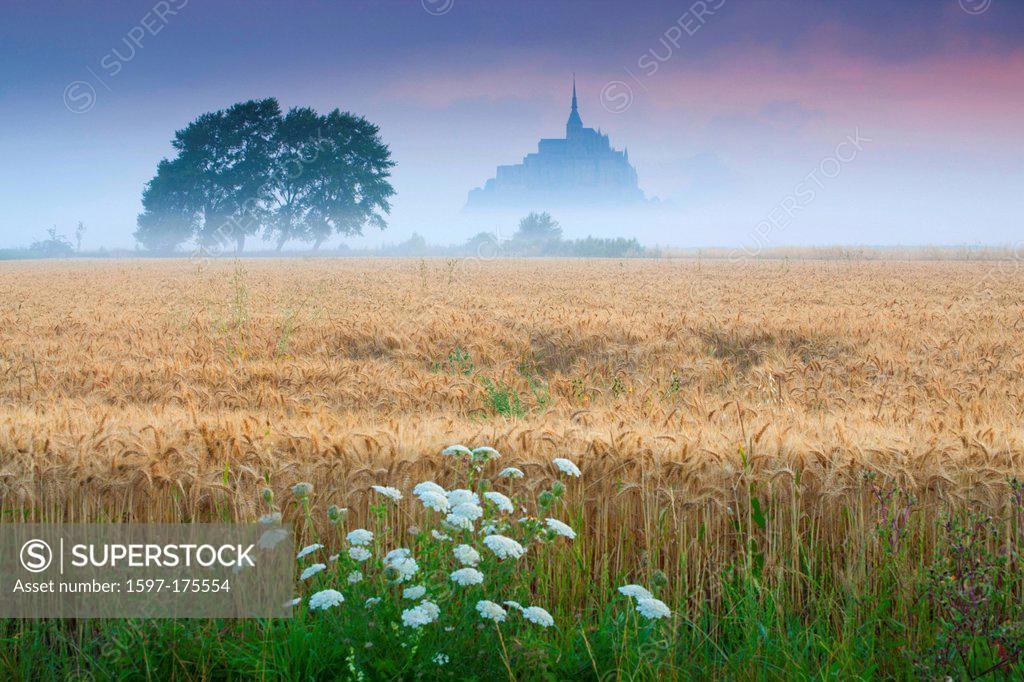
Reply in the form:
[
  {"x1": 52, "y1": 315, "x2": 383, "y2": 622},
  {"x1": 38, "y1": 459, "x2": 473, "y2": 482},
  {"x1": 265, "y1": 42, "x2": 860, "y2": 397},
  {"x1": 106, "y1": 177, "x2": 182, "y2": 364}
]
[{"x1": 466, "y1": 79, "x2": 645, "y2": 208}]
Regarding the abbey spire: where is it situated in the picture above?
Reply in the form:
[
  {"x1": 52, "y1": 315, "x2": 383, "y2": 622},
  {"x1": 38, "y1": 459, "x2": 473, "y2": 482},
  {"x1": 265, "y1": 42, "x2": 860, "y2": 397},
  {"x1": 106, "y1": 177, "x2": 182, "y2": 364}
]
[{"x1": 566, "y1": 75, "x2": 583, "y2": 137}]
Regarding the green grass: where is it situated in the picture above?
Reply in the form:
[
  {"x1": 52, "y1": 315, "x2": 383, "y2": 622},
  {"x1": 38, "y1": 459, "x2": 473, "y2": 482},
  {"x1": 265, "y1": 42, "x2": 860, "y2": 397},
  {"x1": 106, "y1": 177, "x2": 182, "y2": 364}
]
[{"x1": 2, "y1": 467, "x2": 1023, "y2": 680}]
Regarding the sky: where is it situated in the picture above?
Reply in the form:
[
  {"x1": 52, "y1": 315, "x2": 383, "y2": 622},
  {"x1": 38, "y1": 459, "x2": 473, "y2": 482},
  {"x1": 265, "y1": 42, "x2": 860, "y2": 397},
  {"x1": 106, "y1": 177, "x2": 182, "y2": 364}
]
[{"x1": 1, "y1": 0, "x2": 1022, "y2": 250}]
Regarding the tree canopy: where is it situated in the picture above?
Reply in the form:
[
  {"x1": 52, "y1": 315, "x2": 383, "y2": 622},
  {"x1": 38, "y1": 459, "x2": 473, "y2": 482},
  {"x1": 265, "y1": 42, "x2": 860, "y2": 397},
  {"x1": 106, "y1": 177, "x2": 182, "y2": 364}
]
[{"x1": 135, "y1": 98, "x2": 394, "y2": 253}]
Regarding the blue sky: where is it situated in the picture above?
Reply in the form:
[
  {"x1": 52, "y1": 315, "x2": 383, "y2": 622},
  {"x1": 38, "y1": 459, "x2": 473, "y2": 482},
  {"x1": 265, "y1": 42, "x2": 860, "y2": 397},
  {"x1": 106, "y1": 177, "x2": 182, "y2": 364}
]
[{"x1": 2, "y1": 0, "x2": 1022, "y2": 249}]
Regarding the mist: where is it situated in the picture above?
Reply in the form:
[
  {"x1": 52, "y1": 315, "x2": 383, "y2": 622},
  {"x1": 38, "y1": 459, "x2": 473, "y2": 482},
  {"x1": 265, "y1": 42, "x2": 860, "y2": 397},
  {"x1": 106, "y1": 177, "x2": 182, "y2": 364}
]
[{"x1": 2, "y1": 0, "x2": 1022, "y2": 252}]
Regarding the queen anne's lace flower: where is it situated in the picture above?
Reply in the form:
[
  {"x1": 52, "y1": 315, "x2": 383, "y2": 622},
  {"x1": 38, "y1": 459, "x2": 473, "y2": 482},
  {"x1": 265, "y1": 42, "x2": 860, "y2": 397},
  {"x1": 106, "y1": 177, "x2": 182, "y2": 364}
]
[
  {"x1": 545, "y1": 517, "x2": 577, "y2": 539},
  {"x1": 453, "y1": 544, "x2": 480, "y2": 567},
  {"x1": 503, "y1": 600, "x2": 523, "y2": 611},
  {"x1": 347, "y1": 570, "x2": 363, "y2": 584},
  {"x1": 383, "y1": 548, "x2": 411, "y2": 563},
  {"x1": 431, "y1": 530, "x2": 452, "y2": 541},
  {"x1": 308, "y1": 589, "x2": 343, "y2": 610},
  {"x1": 284, "y1": 597, "x2": 301, "y2": 607},
  {"x1": 403, "y1": 584, "x2": 427, "y2": 600},
  {"x1": 446, "y1": 489, "x2": 480, "y2": 507},
  {"x1": 636, "y1": 597, "x2": 672, "y2": 620},
  {"x1": 471, "y1": 446, "x2": 500, "y2": 459},
  {"x1": 300, "y1": 563, "x2": 326, "y2": 580},
  {"x1": 484, "y1": 491, "x2": 514, "y2": 514},
  {"x1": 296, "y1": 543, "x2": 323, "y2": 560},
  {"x1": 413, "y1": 481, "x2": 446, "y2": 497},
  {"x1": 348, "y1": 546, "x2": 372, "y2": 562},
  {"x1": 442, "y1": 445, "x2": 472, "y2": 457},
  {"x1": 401, "y1": 600, "x2": 440, "y2": 628},
  {"x1": 364, "y1": 597, "x2": 381, "y2": 608},
  {"x1": 443, "y1": 513, "x2": 474, "y2": 531},
  {"x1": 552, "y1": 457, "x2": 581, "y2": 477},
  {"x1": 260, "y1": 512, "x2": 282, "y2": 524},
  {"x1": 617, "y1": 584, "x2": 654, "y2": 600},
  {"x1": 371, "y1": 485, "x2": 402, "y2": 501},
  {"x1": 347, "y1": 529, "x2": 373, "y2": 546},
  {"x1": 498, "y1": 467, "x2": 525, "y2": 479},
  {"x1": 450, "y1": 567, "x2": 484, "y2": 586},
  {"x1": 522, "y1": 606, "x2": 555, "y2": 627},
  {"x1": 475, "y1": 600, "x2": 507, "y2": 622},
  {"x1": 483, "y1": 534, "x2": 526, "y2": 560},
  {"x1": 433, "y1": 653, "x2": 449, "y2": 666},
  {"x1": 388, "y1": 556, "x2": 420, "y2": 582},
  {"x1": 450, "y1": 502, "x2": 484, "y2": 521},
  {"x1": 258, "y1": 528, "x2": 289, "y2": 549},
  {"x1": 418, "y1": 490, "x2": 450, "y2": 512}
]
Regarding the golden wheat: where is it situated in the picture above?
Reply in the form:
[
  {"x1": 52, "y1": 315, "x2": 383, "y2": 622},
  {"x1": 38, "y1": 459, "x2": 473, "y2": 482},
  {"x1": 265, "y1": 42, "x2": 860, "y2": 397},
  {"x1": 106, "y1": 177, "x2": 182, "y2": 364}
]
[{"x1": 0, "y1": 257, "x2": 1022, "y2": 590}]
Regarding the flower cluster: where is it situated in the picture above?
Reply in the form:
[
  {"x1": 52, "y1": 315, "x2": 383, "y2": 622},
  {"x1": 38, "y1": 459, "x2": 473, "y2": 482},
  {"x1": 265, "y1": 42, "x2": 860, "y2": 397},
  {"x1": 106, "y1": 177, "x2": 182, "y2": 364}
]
[{"x1": 269, "y1": 447, "x2": 665, "y2": 671}]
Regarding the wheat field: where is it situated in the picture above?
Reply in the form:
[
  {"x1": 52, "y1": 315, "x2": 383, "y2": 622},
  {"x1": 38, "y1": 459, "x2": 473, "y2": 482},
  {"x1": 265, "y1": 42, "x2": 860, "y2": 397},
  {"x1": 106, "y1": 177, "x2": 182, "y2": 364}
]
[{"x1": 1, "y1": 257, "x2": 1022, "y2": 568}]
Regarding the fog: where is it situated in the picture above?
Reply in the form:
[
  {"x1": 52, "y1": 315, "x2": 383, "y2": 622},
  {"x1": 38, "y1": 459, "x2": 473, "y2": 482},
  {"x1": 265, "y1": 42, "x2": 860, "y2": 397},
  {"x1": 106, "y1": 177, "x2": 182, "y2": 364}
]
[{"x1": 2, "y1": 1, "x2": 1022, "y2": 252}]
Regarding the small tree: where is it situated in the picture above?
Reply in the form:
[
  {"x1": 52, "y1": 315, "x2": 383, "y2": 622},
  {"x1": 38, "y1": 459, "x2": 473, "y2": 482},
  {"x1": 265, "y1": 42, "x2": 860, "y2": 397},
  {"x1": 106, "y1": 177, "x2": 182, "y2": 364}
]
[
  {"x1": 30, "y1": 227, "x2": 75, "y2": 257},
  {"x1": 75, "y1": 222, "x2": 86, "y2": 252},
  {"x1": 510, "y1": 212, "x2": 562, "y2": 256}
]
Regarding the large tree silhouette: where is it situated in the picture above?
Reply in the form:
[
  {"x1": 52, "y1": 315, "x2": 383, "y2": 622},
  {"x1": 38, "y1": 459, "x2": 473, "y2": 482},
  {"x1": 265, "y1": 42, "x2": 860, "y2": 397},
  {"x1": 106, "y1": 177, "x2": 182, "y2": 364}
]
[{"x1": 135, "y1": 98, "x2": 394, "y2": 253}]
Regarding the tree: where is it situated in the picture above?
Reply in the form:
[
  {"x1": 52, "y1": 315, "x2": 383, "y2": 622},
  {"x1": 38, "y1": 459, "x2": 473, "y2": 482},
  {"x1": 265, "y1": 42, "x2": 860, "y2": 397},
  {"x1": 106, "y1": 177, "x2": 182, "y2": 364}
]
[
  {"x1": 30, "y1": 226, "x2": 75, "y2": 257},
  {"x1": 136, "y1": 99, "x2": 394, "y2": 253},
  {"x1": 510, "y1": 212, "x2": 562, "y2": 255},
  {"x1": 75, "y1": 222, "x2": 86, "y2": 252}
]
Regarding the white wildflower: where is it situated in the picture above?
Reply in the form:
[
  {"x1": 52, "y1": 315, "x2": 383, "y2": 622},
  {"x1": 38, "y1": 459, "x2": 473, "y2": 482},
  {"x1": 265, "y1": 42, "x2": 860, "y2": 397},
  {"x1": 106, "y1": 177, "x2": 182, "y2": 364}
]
[
  {"x1": 553, "y1": 457, "x2": 581, "y2": 477},
  {"x1": 475, "y1": 600, "x2": 507, "y2": 622},
  {"x1": 453, "y1": 544, "x2": 480, "y2": 567},
  {"x1": 480, "y1": 520, "x2": 500, "y2": 534},
  {"x1": 418, "y1": 490, "x2": 450, "y2": 512},
  {"x1": 257, "y1": 528, "x2": 289, "y2": 549},
  {"x1": 498, "y1": 466, "x2": 525, "y2": 479},
  {"x1": 384, "y1": 548, "x2": 411, "y2": 564},
  {"x1": 347, "y1": 570, "x2": 363, "y2": 584},
  {"x1": 446, "y1": 489, "x2": 480, "y2": 507},
  {"x1": 442, "y1": 444, "x2": 473, "y2": 457},
  {"x1": 451, "y1": 502, "x2": 484, "y2": 521},
  {"x1": 403, "y1": 585, "x2": 427, "y2": 600},
  {"x1": 259, "y1": 512, "x2": 282, "y2": 524},
  {"x1": 296, "y1": 543, "x2": 323, "y2": 560},
  {"x1": 364, "y1": 597, "x2": 381, "y2": 608},
  {"x1": 413, "y1": 481, "x2": 446, "y2": 497},
  {"x1": 348, "y1": 546, "x2": 372, "y2": 562},
  {"x1": 389, "y1": 556, "x2": 420, "y2": 583},
  {"x1": 503, "y1": 600, "x2": 523, "y2": 611},
  {"x1": 484, "y1": 491, "x2": 514, "y2": 514},
  {"x1": 617, "y1": 584, "x2": 654, "y2": 601},
  {"x1": 347, "y1": 529, "x2": 373, "y2": 546},
  {"x1": 284, "y1": 597, "x2": 301, "y2": 607},
  {"x1": 522, "y1": 606, "x2": 555, "y2": 627},
  {"x1": 401, "y1": 600, "x2": 440, "y2": 628},
  {"x1": 300, "y1": 563, "x2": 326, "y2": 580},
  {"x1": 431, "y1": 530, "x2": 452, "y2": 541},
  {"x1": 371, "y1": 485, "x2": 403, "y2": 501},
  {"x1": 433, "y1": 653, "x2": 449, "y2": 666},
  {"x1": 545, "y1": 517, "x2": 577, "y2": 539},
  {"x1": 443, "y1": 513, "x2": 474, "y2": 532},
  {"x1": 471, "y1": 446, "x2": 501, "y2": 459},
  {"x1": 308, "y1": 589, "x2": 343, "y2": 611},
  {"x1": 483, "y1": 534, "x2": 526, "y2": 560},
  {"x1": 450, "y1": 567, "x2": 484, "y2": 586},
  {"x1": 328, "y1": 553, "x2": 339, "y2": 562},
  {"x1": 636, "y1": 597, "x2": 672, "y2": 620}
]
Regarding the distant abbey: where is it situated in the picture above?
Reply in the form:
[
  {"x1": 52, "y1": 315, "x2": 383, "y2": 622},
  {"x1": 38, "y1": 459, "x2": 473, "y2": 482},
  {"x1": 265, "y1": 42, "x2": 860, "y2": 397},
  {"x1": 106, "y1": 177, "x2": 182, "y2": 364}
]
[{"x1": 466, "y1": 80, "x2": 645, "y2": 208}]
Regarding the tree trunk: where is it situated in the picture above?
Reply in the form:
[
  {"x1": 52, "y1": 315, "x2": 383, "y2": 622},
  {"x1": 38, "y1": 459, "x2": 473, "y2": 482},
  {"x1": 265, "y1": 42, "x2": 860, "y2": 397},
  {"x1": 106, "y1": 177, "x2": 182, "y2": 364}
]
[
  {"x1": 235, "y1": 234, "x2": 245, "y2": 254},
  {"x1": 313, "y1": 237, "x2": 324, "y2": 251},
  {"x1": 275, "y1": 234, "x2": 288, "y2": 252}
]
